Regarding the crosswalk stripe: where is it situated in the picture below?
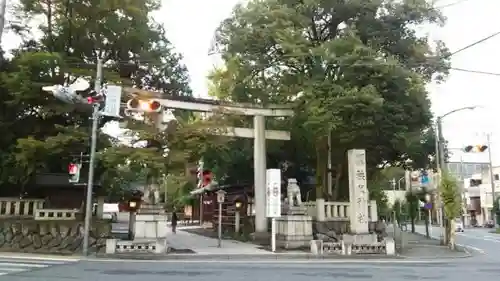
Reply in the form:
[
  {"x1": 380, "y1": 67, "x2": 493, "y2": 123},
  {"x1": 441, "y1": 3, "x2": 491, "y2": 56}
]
[
  {"x1": 0, "y1": 259, "x2": 67, "y2": 265},
  {"x1": 0, "y1": 267, "x2": 27, "y2": 272},
  {"x1": 0, "y1": 258, "x2": 75, "y2": 277},
  {"x1": 0, "y1": 262, "x2": 50, "y2": 268}
]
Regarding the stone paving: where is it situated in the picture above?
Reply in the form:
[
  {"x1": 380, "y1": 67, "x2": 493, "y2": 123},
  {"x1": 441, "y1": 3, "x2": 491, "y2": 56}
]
[{"x1": 166, "y1": 226, "x2": 272, "y2": 255}]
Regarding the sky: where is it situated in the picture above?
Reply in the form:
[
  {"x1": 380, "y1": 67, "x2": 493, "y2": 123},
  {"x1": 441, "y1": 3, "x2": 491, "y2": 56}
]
[{"x1": 2, "y1": 0, "x2": 500, "y2": 165}]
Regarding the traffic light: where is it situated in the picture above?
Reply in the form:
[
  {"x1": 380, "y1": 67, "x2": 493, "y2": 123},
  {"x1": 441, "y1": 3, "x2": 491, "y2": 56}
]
[
  {"x1": 196, "y1": 169, "x2": 213, "y2": 188},
  {"x1": 68, "y1": 163, "x2": 81, "y2": 183},
  {"x1": 126, "y1": 98, "x2": 162, "y2": 112},
  {"x1": 464, "y1": 145, "x2": 488, "y2": 153},
  {"x1": 86, "y1": 90, "x2": 106, "y2": 111}
]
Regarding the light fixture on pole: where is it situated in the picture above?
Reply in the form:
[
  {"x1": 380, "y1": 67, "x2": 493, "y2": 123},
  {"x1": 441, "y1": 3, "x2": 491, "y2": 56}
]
[{"x1": 435, "y1": 105, "x2": 480, "y2": 240}]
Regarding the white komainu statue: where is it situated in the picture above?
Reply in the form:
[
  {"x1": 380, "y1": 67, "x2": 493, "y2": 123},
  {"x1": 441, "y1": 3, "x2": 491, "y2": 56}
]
[{"x1": 287, "y1": 178, "x2": 302, "y2": 206}]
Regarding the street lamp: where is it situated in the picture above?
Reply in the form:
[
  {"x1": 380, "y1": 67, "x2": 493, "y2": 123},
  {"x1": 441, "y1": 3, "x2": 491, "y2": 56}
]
[
  {"x1": 435, "y1": 106, "x2": 479, "y2": 237},
  {"x1": 436, "y1": 106, "x2": 479, "y2": 174}
]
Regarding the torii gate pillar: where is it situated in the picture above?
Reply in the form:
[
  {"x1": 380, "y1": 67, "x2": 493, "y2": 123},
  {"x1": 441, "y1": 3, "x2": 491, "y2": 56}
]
[{"x1": 253, "y1": 115, "x2": 267, "y2": 233}]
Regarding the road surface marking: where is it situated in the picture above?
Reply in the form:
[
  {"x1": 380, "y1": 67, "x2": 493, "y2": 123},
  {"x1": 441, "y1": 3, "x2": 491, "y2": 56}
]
[
  {"x1": 0, "y1": 254, "x2": 80, "y2": 262},
  {"x1": 456, "y1": 243, "x2": 485, "y2": 254},
  {"x1": 456, "y1": 233, "x2": 500, "y2": 243},
  {"x1": 0, "y1": 257, "x2": 75, "y2": 276}
]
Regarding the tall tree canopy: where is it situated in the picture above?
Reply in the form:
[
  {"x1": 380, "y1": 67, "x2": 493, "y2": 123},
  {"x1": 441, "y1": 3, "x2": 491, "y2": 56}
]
[
  {"x1": 208, "y1": 0, "x2": 448, "y2": 200},
  {"x1": 0, "y1": 0, "x2": 205, "y2": 198}
]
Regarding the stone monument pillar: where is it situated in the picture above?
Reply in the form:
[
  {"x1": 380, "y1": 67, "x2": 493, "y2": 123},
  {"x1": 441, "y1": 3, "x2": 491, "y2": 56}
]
[
  {"x1": 275, "y1": 178, "x2": 313, "y2": 249},
  {"x1": 345, "y1": 149, "x2": 377, "y2": 244}
]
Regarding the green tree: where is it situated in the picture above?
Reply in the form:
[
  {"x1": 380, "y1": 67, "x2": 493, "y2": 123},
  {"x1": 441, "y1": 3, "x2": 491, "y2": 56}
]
[
  {"x1": 439, "y1": 172, "x2": 461, "y2": 249},
  {"x1": 209, "y1": 0, "x2": 449, "y2": 202},
  {"x1": 0, "y1": 0, "x2": 191, "y2": 193},
  {"x1": 405, "y1": 191, "x2": 419, "y2": 233}
]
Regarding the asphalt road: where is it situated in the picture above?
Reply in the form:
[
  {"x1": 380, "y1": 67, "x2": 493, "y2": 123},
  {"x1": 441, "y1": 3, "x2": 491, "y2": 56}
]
[
  {"x1": 414, "y1": 224, "x2": 500, "y2": 259},
  {"x1": 1, "y1": 258, "x2": 499, "y2": 281}
]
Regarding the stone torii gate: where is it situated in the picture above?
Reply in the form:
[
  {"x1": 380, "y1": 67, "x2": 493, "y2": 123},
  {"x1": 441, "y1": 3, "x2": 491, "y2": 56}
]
[{"x1": 123, "y1": 88, "x2": 294, "y2": 233}]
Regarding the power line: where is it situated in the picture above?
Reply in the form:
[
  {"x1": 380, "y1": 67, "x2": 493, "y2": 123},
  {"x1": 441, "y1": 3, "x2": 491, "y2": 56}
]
[
  {"x1": 435, "y1": 0, "x2": 471, "y2": 9},
  {"x1": 448, "y1": 31, "x2": 500, "y2": 57},
  {"x1": 450, "y1": 67, "x2": 500, "y2": 76}
]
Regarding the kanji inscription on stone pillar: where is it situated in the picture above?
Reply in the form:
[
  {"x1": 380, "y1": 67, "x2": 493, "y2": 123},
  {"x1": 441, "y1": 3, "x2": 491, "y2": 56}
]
[{"x1": 348, "y1": 149, "x2": 369, "y2": 234}]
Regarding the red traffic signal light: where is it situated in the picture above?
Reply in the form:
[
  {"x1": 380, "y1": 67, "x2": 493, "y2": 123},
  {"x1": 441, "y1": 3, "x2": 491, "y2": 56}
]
[
  {"x1": 86, "y1": 90, "x2": 104, "y2": 104},
  {"x1": 126, "y1": 98, "x2": 162, "y2": 112},
  {"x1": 68, "y1": 163, "x2": 78, "y2": 175}
]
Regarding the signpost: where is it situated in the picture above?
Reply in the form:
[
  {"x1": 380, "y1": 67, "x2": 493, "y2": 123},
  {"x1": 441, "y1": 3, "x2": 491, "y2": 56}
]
[
  {"x1": 101, "y1": 85, "x2": 122, "y2": 118},
  {"x1": 216, "y1": 190, "x2": 226, "y2": 248},
  {"x1": 266, "y1": 169, "x2": 281, "y2": 252}
]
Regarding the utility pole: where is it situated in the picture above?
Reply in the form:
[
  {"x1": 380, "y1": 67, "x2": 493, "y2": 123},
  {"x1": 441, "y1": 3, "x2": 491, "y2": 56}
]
[
  {"x1": 0, "y1": 0, "x2": 7, "y2": 46},
  {"x1": 82, "y1": 57, "x2": 103, "y2": 256},
  {"x1": 390, "y1": 178, "x2": 397, "y2": 237},
  {"x1": 436, "y1": 117, "x2": 446, "y2": 241},
  {"x1": 487, "y1": 133, "x2": 496, "y2": 223}
]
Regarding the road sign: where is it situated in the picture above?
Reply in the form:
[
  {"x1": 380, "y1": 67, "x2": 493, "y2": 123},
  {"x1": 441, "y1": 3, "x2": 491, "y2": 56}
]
[
  {"x1": 266, "y1": 169, "x2": 281, "y2": 218},
  {"x1": 102, "y1": 85, "x2": 122, "y2": 117},
  {"x1": 421, "y1": 171, "x2": 429, "y2": 185},
  {"x1": 216, "y1": 190, "x2": 226, "y2": 203}
]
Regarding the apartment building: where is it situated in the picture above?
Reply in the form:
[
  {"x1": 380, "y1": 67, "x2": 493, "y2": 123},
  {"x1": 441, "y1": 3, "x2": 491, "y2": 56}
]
[{"x1": 463, "y1": 166, "x2": 500, "y2": 226}]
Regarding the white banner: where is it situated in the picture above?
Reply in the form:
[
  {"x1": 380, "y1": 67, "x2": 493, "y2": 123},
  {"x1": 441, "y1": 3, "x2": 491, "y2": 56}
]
[
  {"x1": 266, "y1": 169, "x2": 281, "y2": 218},
  {"x1": 102, "y1": 85, "x2": 122, "y2": 117}
]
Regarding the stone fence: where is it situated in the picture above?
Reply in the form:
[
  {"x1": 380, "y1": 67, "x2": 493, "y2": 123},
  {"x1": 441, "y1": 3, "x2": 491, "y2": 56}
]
[
  {"x1": 311, "y1": 239, "x2": 395, "y2": 255},
  {"x1": 0, "y1": 198, "x2": 45, "y2": 218},
  {"x1": 0, "y1": 198, "x2": 79, "y2": 221},
  {"x1": 303, "y1": 200, "x2": 378, "y2": 222}
]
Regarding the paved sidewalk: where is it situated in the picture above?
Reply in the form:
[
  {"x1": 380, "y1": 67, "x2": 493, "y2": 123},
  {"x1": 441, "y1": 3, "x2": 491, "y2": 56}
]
[
  {"x1": 388, "y1": 224, "x2": 471, "y2": 259},
  {"x1": 167, "y1": 226, "x2": 272, "y2": 255}
]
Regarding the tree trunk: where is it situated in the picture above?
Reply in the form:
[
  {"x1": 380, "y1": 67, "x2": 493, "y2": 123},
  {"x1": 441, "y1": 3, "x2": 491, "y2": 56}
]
[
  {"x1": 443, "y1": 218, "x2": 450, "y2": 246},
  {"x1": 315, "y1": 138, "x2": 328, "y2": 200},
  {"x1": 332, "y1": 163, "x2": 342, "y2": 201},
  {"x1": 449, "y1": 219, "x2": 456, "y2": 250}
]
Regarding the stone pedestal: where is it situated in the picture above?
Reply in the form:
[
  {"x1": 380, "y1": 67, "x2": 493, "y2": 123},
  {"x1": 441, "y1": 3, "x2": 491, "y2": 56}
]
[
  {"x1": 276, "y1": 214, "x2": 313, "y2": 249},
  {"x1": 106, "y1": 238, "x2": 167, "y2": 255},
  {"x1": 342, "y1": 233, "x2": 378, "y2": 245},
  {"x1": 134, "y1": 214, "x2": 168, "y2": 239}
]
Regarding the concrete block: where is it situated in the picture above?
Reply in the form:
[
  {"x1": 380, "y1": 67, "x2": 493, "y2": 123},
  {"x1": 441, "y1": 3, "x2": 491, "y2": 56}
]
[
  {"x1": 134, "y1": 221, "x2": 146, "y2": 238},
  {"x1": 105, "y1": 239, "x2": 117, "y2": 254},
  {"x1": 136, "y1": 214, "x2": 155, "y2": 221},
  {"x1": 157, "y1": 221, "x2": 167, "y2": 238},
  {"x1": 341, "y1": 241, "x2": 352, "y2": 255},
  {"x1": 144, "y1": 221, "x2": 157, "y2": 238},
  {"x1": 310, "y1": 240, "x2": 323, "y2": 255},
  {"x1": 385, "y1": 238, "x2": 395, "y2": 255}
]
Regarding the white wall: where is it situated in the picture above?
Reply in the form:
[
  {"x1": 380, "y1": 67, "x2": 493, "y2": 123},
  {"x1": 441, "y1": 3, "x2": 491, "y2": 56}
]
[{"x1": 384, "y1": 190, "x2": 407, "y2": 207}]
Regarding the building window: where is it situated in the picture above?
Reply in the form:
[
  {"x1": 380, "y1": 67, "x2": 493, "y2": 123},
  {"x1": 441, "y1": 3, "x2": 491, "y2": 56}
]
[{"x1": 495, "y1": 174, "x2": 500, "y2": 181}]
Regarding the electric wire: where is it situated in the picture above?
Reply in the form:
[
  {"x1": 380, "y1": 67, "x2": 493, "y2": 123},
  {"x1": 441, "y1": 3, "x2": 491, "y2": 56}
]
[{"x1": 435, "y1": 0, "x2": 472, "y2": 9}]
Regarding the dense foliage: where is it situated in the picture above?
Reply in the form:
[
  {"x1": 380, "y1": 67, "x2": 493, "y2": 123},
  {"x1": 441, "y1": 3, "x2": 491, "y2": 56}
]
[
  {"x1": 0, "y1": 0, "x2": 219, "y2": 201},
  {"x1": 206, "y1": 0, "x2": 448, "y2": 202}
]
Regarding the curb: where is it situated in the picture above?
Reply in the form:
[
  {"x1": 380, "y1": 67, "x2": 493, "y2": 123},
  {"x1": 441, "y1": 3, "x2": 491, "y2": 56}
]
[
  {"x1": 94, "y1": 253, "x2": 405, "y2": 261},
  {"x1": 397, "y1": 244, "x2": 473, "y2": 260}
]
